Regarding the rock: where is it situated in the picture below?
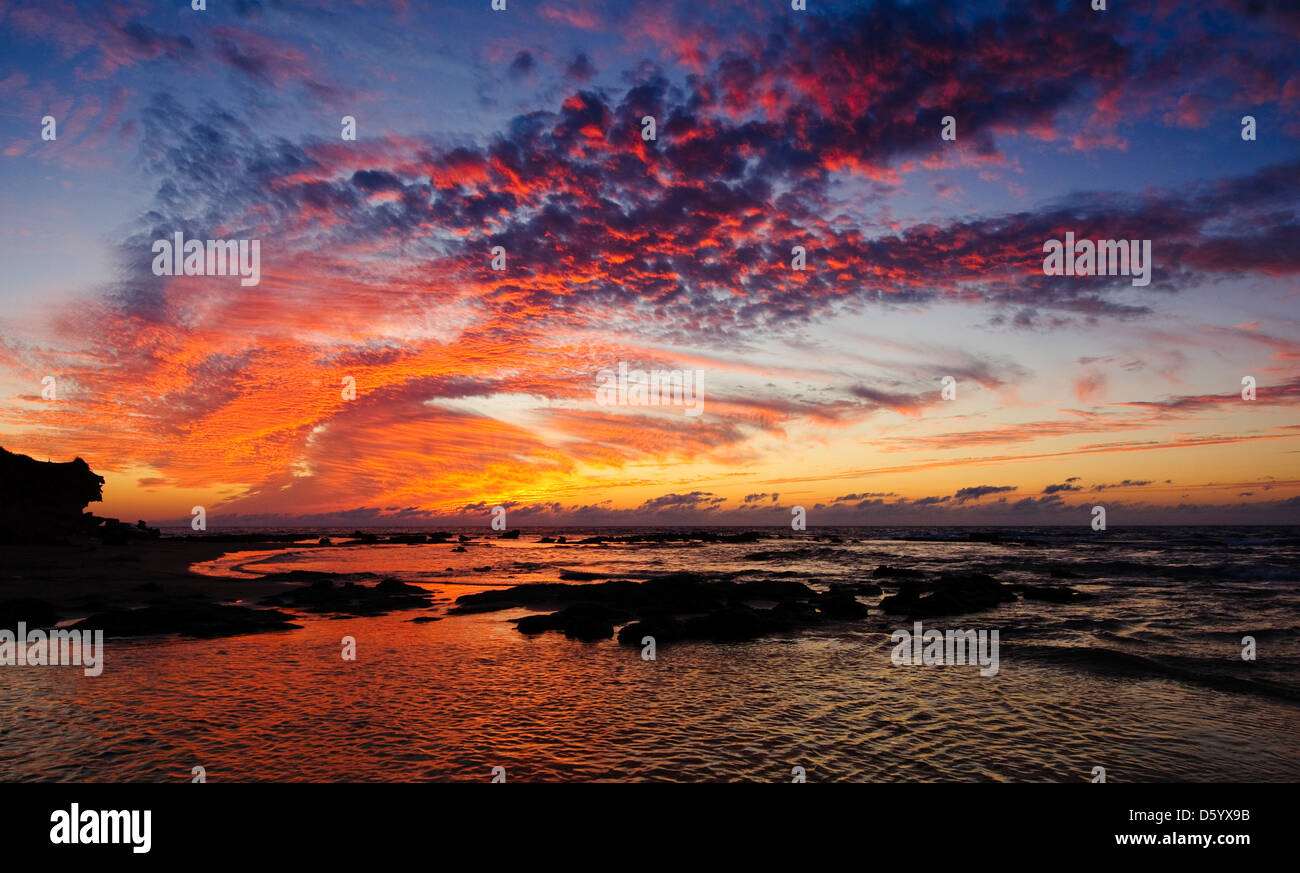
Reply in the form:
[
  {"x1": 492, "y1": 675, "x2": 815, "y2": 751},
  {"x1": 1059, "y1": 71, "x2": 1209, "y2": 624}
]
[
  {"x1": 616, "y1": 616, "x2": 686, "y2": 645},
  {"x1": 879, "y1": 573, "x2": 1015, "y2": 617},
  {"x1": 408, "y1": 615, "x2": 443, "y2": 623},
  {"x1": 764, "y1": 599, "x2": 824, "y2": 630},
  {"x1": 260, "y1": 577, "x2": 433, "y2": 615},
  {"x1": 0, "y1": 598, "x2": 59, "y2": 628},
  {"x1": 499, "y1": 529, "x2": 520, "y2": 539},
  {"x1": 69, "y1": 601, "x2": 299, "y2": 638},
  {"x1": 816, "y1": 589, "x2": 870, "y2": 619},
  {"x1": 832, "y1": 580, "x2": 883, "y2": 596},
  {"x1": 0, "y1": 447, "x2": 105, "y2": 543},
  {"x1": 93, "y1": 516, "x2": 161, "y2": 544},
  {"x1": 375, "y1": 578, "x2": 428, "y2": 595},
  {"x1": 514, "y1": 602, "x2": 631, "y2": 641},
  {"x1": 872, "y1": 565, "x2": 925, "y2": 579},
  {"x1": 683, "y1": 605, "x2": 768, "y2": 641},
  {"x1": 1016, "y1": 584, "x2": 1096, "y2": 603},
  {"x1": 718, "y1": 531, "x2": 762, "y2": 544},
  {"x1": 318, "y1": 537, "x2": 333, "y2": 545},
  {"x1": 385, "y1": 534, "x2": 428, "y2": 544},
  {"x1": 452, "y1": 546, "x2": 467, "y2": 552},
  {"x1": 456, "y1": 572, "x2": 862, "y2": 647},
  {"x1": 559, "y1": 569, "x2": 607, "y2": 581}
]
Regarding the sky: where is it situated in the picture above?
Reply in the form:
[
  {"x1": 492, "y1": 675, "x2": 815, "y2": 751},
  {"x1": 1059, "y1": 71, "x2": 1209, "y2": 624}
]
[{"x1": 0, "y1": 0, "x2": 1297, "y2": 527}]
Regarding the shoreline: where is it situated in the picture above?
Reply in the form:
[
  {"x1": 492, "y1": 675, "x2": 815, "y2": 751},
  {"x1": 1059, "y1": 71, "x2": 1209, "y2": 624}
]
[{"x1": 0, "y1": 538, "x2": 304, "y2": 624}]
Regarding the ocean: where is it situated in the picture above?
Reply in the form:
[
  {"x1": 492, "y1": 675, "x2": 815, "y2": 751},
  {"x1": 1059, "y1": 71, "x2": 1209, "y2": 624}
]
[{"x1": 2, "y1": 526, "x2": 1297, "y2": 781}]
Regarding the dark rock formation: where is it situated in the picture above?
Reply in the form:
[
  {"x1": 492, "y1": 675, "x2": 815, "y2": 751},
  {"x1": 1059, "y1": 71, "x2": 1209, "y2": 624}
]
[
  {"x1": 558, "y1": 569, "x2": 609, "y2": 581},
  {"x1": 1014, "y1": 584, "x2": 1096, "y2": 603},
  {"x1": 0, "y1": 598, "x2": 59, "y2": 628},
  {"x1": 816, "y1": 588, "x2": 872, "y2": 619},
  {"x1": 514, "y1": 602, "x2": 632, "y2": 641},
  {"x1": 878, "y1": 572, "x2": 1017, "y2": 617},
  {"x1": 259, "y1": 576, "x2": 434, "y2": 616},
  {"x1": 833, "y1": 580, "x2": 884, "y2": 596},
  {"x1": 0, "y1": 446, "x2": 105, "y2": 542},
  {"x1": 616, "y1": 616, "x2": 686, "y2": 645},
  {"x1": 872, "y1": 565, "x2": 926, "y2": 579},
  {"x1": 454, "y1": 572, "x2": 871, "y2": 645},
  {"x1": 385, "y1": 533, "x2": 428, "y2": 544},
  {"x1": 68, "y1": 601, "x2": 299, "y2": 638}
]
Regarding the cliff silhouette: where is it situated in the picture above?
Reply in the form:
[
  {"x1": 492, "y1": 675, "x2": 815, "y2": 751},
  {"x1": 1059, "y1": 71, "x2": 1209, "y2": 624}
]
[{"x1": 0, "y1": 446, "x2": 113, "y2": 542}]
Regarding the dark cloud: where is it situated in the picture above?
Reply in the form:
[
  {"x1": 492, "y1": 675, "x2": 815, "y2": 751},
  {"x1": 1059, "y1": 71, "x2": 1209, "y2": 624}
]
[
  {"x1": 508, "y1": 51, "x2": 536, "y2": 79},
  {"x1": 565, "y1": 51, "x2": 597, "y2": 82},
  {"x1": 953, "y1": 485, "x2": 1017, "y2": 503},
  {"x1": 1092, "y1": 479, "x2": 1155, "y2": 491}
]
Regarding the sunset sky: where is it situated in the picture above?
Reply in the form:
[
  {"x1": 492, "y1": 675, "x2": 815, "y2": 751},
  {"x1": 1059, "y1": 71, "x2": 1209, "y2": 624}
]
[{"x1": 0, "y1": 0, "x2": 1297, "y2": 526}]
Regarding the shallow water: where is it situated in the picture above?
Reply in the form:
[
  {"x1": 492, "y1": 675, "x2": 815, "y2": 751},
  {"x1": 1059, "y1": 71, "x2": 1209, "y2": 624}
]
[{"x1": 2, "y1": 526, "x2": 1297, "y2": 781}]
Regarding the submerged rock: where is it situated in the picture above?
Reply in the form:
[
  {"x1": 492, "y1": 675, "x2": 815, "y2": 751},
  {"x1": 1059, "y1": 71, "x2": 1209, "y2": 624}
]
[
  {"x1": 1015, "y1": 584, "x2": 1096, "y2": 603},
  {"x1": 385, "y1": 533, "x2": 428, "y2": 544},
  {"x1": 259, "y1": 577, "x2": 433, "y2": 616},
  {"x1": 815, "y1": 588, "x2": 871, "y2": 619},
  {"x1": 682, "y1": 605, "x2": 768, "y2": 641},
  {"x1": 878, "y1": 572, "x2": 1016, "y2": 617},
  {"x1": 616, "y1": 616, "x2": 687, "y2": 645},
  {"x1": 454, "y1": 572, "x2": 871, "y2": 646},
  {"x1": 514, "y1": 602, "x2": 632, "y2": 641},
  {"x1": 872, "y1": 565, "x2": 925, "y2": 579}
]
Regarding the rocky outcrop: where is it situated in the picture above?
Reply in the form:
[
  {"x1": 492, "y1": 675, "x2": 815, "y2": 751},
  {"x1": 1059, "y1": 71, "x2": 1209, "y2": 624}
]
[
  {"x1": 259, "y1": 576, "x2": 435, "y2": 616},
  {"x1": 0, "y1": 446, "x2": 105, "y2": 542},
  {"x1": 878, "y1": 572, "x2": 1018, "y2": 617},
  {"x1": 68, "y1": 600, "x2": 300, "y2": 638},
  {"x1": 453, "y1": 572, "x2": 871, "y2": 645}
]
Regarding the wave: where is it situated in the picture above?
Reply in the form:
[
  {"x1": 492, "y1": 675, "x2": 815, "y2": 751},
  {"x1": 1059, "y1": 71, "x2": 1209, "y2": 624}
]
[{"x1": 1009, "y1": 642, "x2": 1300, "y2": 704}]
